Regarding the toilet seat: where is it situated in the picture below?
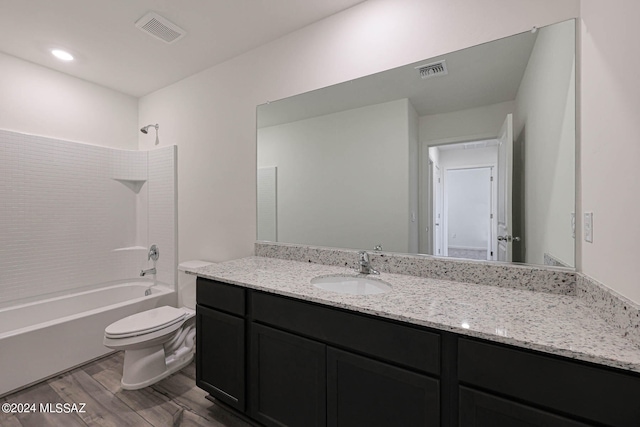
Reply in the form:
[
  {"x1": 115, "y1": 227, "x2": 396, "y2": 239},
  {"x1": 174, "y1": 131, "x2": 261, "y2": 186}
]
[{"x1": 105, "y1": 306, "x2": 187, "y2": 339}]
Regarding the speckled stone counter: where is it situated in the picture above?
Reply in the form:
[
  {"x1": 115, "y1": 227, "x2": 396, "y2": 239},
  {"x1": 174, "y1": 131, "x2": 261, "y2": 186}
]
[
  {"x1": 255, "y1": 241, "x2": 576, "y2": 295},
  {"x1": 188, "y1": 256, "x2": 640, "y2": 374}
]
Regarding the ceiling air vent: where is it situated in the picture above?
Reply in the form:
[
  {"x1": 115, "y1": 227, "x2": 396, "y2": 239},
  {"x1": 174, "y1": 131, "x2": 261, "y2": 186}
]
[
  {"x1": 415, "y1": 60, "x2": 448, "y2": 79},
  {"x1": 135, "y1": 12, "x2": 186, "y2": 44}
]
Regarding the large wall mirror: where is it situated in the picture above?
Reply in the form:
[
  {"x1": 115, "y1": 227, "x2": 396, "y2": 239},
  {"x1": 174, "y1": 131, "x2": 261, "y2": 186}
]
[{"x1": 257, "y1": 19, "x2": 576, "y2": 268}]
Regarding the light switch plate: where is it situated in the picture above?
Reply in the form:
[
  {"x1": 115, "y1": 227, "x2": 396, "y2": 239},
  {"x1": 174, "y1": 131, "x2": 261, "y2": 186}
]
[{"x1": 584, "y1": 212, "x2": 593, "y2": 243}]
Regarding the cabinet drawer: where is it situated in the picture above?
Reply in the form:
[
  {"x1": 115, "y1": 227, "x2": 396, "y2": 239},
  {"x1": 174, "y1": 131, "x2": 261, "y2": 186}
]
[
  {"x1": 459, "y1": 387, "x2": 588, "y2": 427},
  {"x1": 197, "y1": 278, "x2": 245, "y2": 316},
  {"x1": 252, "y1": 291, "x2": 440, "y2": 375},
  {"x1": 458, "y1": 338, "x2": 640, "y2": 427}
]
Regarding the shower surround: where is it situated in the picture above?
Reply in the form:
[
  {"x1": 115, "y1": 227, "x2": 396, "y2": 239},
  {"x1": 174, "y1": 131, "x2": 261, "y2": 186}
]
[{"x1": 0, "y1": 129, "x2": 177, "y2": 395}]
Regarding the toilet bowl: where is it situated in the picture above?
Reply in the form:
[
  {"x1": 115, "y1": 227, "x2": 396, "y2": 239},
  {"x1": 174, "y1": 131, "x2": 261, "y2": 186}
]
[
  {"x1": 103, "y1": 306, "x2": 196, "y2": 389},
  {"x1": 103, "y1": 260, "x2": 212, "y2": 390}
]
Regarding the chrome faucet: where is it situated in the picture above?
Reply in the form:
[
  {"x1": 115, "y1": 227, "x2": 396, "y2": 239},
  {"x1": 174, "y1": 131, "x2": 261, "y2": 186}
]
[
  {"x1": 140, "y1": 267, "x2": 156, "y2": 277},
  {"x1": 148, "y1": 244, "x2": 159, "y2": 261},
  {"x1": 358, "y1": 251, "x2": 379, "y2": 275},
  {"x1": 141, "y1": 245, "x2": 159, "y2": 276}
]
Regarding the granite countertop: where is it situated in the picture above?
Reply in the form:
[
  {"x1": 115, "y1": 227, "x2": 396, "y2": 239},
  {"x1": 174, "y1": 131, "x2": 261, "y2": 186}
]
[{"x1": 188, "y1": 256, "x2": 640, "y2": 374}]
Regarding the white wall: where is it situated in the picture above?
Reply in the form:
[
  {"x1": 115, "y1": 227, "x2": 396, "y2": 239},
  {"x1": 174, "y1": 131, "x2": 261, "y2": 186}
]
[
  {"x1": 438, "y1": 145, "x2": 499, "y2": 170},
  {"x1": 514, "y1": 20, "x2": 576, "y2": 266},
  {"x1": 581, "y1": 0, "x2": 640, "y2": 302},
  {"x1": 0, "y1": 52, "x2": 138, "y2": 149},
  {"x1": 257, "y1": 99, "x2": 412, "y2": 252},
  {"x1": 420, "y1": 101, "x2": 515, "y2": 144},
  {"x1": 139, "y1": 0, "x2": 579, "y2": 264}
]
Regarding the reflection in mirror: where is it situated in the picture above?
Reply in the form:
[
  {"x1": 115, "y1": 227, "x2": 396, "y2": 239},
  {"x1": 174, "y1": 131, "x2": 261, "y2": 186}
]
[{"x1": 257, "y1": 19, "x2": 575, "y2": 268}]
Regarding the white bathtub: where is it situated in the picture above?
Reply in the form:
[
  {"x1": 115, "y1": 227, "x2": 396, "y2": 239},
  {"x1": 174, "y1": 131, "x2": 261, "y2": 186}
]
[{"x1": 0, "y1": 282, "x2": 175, "y2": 397}]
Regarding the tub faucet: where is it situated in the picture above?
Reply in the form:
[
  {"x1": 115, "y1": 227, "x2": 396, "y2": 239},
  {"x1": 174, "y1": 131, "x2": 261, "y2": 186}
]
[
  {"x1": 140, "y1": 267, "x2": 156, "y2": 277},
  {"x1": 358, "y1": 251, "x2": 379, "y2": 275},
  {"x1": 148, "y1": 244, "x2": 159, "y2": 261}
]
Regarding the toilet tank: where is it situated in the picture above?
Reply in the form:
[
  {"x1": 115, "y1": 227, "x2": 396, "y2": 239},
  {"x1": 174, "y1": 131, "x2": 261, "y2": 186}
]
[{"x1": 178, "y1": 260, "x2": 213, "y2": 309}]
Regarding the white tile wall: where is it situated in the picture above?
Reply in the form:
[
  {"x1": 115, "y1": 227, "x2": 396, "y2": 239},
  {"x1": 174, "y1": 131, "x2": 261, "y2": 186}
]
[
  {"x1": 111, "y1": 150, "x2": 147, "y2": 181},
  {"x1": 0, "y1": 130, "x2": 177, "y2": 306}
]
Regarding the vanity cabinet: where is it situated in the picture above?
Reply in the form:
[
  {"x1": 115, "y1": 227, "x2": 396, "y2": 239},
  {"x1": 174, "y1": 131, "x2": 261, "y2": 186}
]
[
  {"x1": 250, "y1": 290, "x2": 441, "y2": 427},
  {"x1": 196, "y1": 277, "x2": 640, "y2": 427},
  {"x1": 196, "y1": 280, "x2": 246, "y2": 411}
]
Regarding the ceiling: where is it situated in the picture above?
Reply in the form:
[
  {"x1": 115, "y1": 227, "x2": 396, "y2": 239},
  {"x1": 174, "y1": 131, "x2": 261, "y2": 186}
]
[
  {"x1": 0, "y1": 0, "x2": 366, "y2": 97},
  {"x1": 258, "y1": 29, "x2": 537, "y2": 127}
]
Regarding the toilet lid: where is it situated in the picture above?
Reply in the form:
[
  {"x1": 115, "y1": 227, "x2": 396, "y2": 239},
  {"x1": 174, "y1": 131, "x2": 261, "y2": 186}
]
[{"x1": 105, "y1": 306, "x2": 187, "y2": 338}]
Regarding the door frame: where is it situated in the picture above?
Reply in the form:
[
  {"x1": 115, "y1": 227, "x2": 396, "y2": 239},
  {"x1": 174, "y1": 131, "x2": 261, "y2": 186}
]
[
  {"x1": 418, "y1": 133, "x2": 499, "y2": 258},
  {"x1": 497, "y1": 114, "x2": 514, "y2": 262}
]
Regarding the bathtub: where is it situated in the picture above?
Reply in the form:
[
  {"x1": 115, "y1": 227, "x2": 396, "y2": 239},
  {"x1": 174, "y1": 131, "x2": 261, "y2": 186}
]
[{"x1": 0, "y1": 282, "x2": 175, "y2": 397}]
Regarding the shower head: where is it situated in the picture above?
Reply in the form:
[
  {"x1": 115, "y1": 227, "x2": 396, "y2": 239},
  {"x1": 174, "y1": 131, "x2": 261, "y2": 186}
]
[{"x1": 140, "y1": 124, "x2": 159, "y2": 134}]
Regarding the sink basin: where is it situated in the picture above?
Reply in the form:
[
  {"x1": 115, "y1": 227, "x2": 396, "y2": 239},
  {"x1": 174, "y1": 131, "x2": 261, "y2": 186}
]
[{"x1": 311, "y1": 275, "x2": 391, "y2": 295}]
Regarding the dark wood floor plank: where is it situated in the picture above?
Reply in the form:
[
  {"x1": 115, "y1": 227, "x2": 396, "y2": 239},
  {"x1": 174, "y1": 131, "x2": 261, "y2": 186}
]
[
  {"x1": 151, "y1": 372, "x2": 214, "y2": 417},
  {"x1": 153, "y1": 371, "x2": 253, "y2": 426},
  {"x1": 49, "y1": 369, "x2": 152, "y2": 427},
  {"x1": 0, "y1": 401, "x2": 23, "y2": 427},
  {"x1": 82, "y1": 352, "x2": 123, "y2": 377},
  {"x1": 0, "y1": 414, "x2": 22, "y2": 427},
  {"x1": 199, "y1": 402, "x2": 256, "y2": 427},
  {"x1": 86, "y1": 366, "x2": 122, "y2": 395},
  {"x1": 181, "y1": 362, "x2": 196, "y2": 381},
  {"x1": 177, "y1": 409, "x2": 226, "y2": 427}
]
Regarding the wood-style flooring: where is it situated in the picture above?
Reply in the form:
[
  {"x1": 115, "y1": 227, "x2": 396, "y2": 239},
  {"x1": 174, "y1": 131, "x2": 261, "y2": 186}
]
[{"x1": 0, "y1": 352, "x2": 256, "y2": 427}]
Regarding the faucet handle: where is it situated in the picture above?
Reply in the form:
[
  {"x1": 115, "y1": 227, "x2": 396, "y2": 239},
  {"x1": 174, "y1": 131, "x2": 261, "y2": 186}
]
[
  {"x1": 358, "y1": 251, "x2": 369, "y2": 263},
  {"x1": 148, "y1": 244, "x2": 159, "y2": 261}
]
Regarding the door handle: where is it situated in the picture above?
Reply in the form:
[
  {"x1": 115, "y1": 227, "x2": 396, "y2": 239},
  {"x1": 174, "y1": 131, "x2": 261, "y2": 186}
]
[{"x1": 498, "y1": 235, "x2": 520, "y2": 242}]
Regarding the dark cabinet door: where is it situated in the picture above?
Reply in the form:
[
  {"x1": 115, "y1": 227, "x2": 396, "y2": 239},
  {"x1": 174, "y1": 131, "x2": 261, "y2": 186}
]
[
  {"x1": 327, "y1": 347, "x2": 440, "y2": 427},
  {"x1": 459, "y1": 387, "x2": 590, "y2": 427},
  {"x1": 250, "y1": 323, "x2": 326, "y2": 427},
  {"x1": 459, "y1": 338, "x2": 640, "y2": 426},
  {"x1": 196, "y1": 304, "x2": 245, "y2": 411}
]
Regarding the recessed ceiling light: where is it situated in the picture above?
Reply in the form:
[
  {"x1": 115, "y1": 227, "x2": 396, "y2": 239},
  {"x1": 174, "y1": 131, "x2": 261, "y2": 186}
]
[{"x1": 51, "y1": 49, "x2": 74, "y2": 61}]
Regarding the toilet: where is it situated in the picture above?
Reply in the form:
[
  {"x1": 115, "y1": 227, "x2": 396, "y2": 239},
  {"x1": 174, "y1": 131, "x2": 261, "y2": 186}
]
[{"x1": 103, "y1": 260, "x2": 212, "y2": 390}]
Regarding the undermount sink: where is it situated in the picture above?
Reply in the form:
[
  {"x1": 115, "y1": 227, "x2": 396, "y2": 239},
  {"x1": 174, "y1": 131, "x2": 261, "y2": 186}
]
[{"x1": 311, "y1": 275, "x2": 391, "y2": 295}]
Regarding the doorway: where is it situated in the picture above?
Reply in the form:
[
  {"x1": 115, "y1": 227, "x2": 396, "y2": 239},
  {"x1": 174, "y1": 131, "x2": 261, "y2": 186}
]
[
  {"x1": 421, "y1": 139, "x2": 499, "y2": 261},
  {"x1": 444, "y1": 167, "x2": 493, "y2": 260}
]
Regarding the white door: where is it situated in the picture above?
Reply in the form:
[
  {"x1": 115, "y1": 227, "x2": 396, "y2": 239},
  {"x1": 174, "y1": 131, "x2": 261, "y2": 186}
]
[
  {"x1": 434, "y1": 165, "x2": 444, "y2": 256},
  {"x1": 497, "y1": 114, "x2": 513, "y2": 261},
  {"x1": 445, "y1": 167, "x2": 492, "y2": 261}
]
